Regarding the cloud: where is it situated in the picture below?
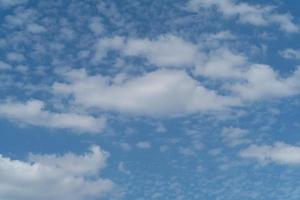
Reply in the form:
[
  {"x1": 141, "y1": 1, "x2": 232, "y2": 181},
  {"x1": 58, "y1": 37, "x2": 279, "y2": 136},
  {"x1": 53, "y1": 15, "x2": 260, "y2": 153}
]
[
  {"x1": 228, "y1": 64, "x2": 300, "y2": 100},
  {"x1": 0, "y1": 61, "x2": 12, "y2": 70},
  {"x1": 221, "y1": 127, "x2": 250, "y2": 147},
  {"x1": 93, "y1": 36, "x2": 125, "y2": 63},
  {"x1": 26, "y1": 23, "x2": 46, "y2": 33},
  {"x1": 93, "y1": 35, "x2": 202, "y2": 68},
  {"x1": 194, "y1": 48, "x2": 248, "y2": 79},
  {"x1": 123, "y1": 35, "x2": 201, "y2": 68},
  {"x1": 280, "y1": 48, "x2": 300, "y2": 60},
  {"x1": 6, "y1": 52, "x2": 25, "y2": 63},
  {"x1": 53, "y1": 69, "x2": 239, "y2": 116},
  {"x1": 0, "y1": 100, "x2": 106, "y2": 134},
  {"x1": 136, "y1": 141, "x2": 152, "y2": 149},
  {"x1": 0, "y1": 0, "x2": 27, "y2": 8},
  {"x1": 240, "y1": 142, "x2": 300, "y2": 165},
  {"x1": 187, "y1": 0, "x2": 299, "y2": 33},
  {"x1": 92, "y1": 34, "x2": 300, "y2": 102},
  {"x1": 89, "y1": 17, "x2": 104, "y2": 35},
  {"x1": 0, "y1": 146, "x2": 114, "y2": 200}
]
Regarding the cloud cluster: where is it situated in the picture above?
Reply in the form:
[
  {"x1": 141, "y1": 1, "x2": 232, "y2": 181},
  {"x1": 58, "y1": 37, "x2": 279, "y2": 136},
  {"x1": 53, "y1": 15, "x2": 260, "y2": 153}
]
[
  {"x1": 0, "y1": 100, "x2": 106, "y2": 133},
  {"x1": 240, "y1": 142, "x2": 300, "y2": 165},
  {"x1": 280, "y1": 48, "x2": 300, "y2": 60},
  {"x1": 0, "y1": 146, "x2": 114, "y2": 200},
  {"x1": 53, "y1": 68, "x2": 239, "y2": 116},
  {"x1": 0, "y1": 0, "x2": 27, "y2": 8},
  {"x1": 187, "y1": 0, "x2": 299, "y2": 33},
  {"x1": 94, "y1": 35, "x2": 202, "y2": 68}
]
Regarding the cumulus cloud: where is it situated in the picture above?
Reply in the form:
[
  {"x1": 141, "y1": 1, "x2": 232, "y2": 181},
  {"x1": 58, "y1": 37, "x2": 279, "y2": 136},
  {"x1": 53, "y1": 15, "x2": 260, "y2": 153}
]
[
  {"x1": 93, "y1": 35, "x2": 202, "y2": 68},
  {"x1": 187, "y1": 0, "x2": 299, "y2": 33},
  {"x1": 0, "y1": 146, "x2": 114, "y2": 200},
  {"x1": 195, "y1": 48, "x2": 248, "y2": 79},
  {"x1": 193, "y1": 47, "x2": 300, "y2": 100},
  {"x1": 0, "y1": 100, "x2": 106, "y2": 133},
  {"x1": 240, "y1": 142, "x2": 300, "y2": 165},
  {"x1": 280, "y1": 48, "x2": 300, "y2": 60},
  {"x1": 53, "y1": 69, "x2": 239, "y2": 116},
  {"x1": 123, "y1": 35, "x2": 201, "y2": 68},
  {"x1": 92, "y1": 34, "x2": 300, "y2": 103},
  {"x1": 228, "y1": 64, "x2": 300, "y2": 100}
]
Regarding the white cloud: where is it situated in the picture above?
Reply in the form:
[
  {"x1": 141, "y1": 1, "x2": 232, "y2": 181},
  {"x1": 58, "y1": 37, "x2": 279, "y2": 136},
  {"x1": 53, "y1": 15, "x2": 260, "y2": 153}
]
[
  {"x1": 53, "y1": 69, "x2": 239, "y2": 116},
  {"x1": 229, "y1": 64, "x2": 300, "y2": 100},
  {"x1": 240, "y1": 142, "x2": 300, "y2": 165},
  {"x1": 0, "y1": 146, "x2": 114, "y2": 200},
  {"x1": 123, "y1": 35, "x2": 201, "y2": 68},
  {"x1": 221, "y1": 127, "x2": 250, "y2": 147},
  {"x1": 187, "y1": 0, "x2": 299, "y2": 33},
  {"x1": 93, "y1": 35, "x2": 202, "y2": 68},
  {"x1": 280, "y1": 48, "x2": 300, "y2": 60},
  {"x1": 205, "y1": 30, "x2": 236, "y2": 41},
  {"x1": 93, "y1": 35, "x2": 300, "y2": 102},
  {"x1": 195, "y1": 48, "x2": 247, "y2": 79},
  {"x1": 193, "y1": 47, "x2": 300, "y2": 100},
  {"x1": 0, "y1": 100, "x2": 106, "y2": 134}
]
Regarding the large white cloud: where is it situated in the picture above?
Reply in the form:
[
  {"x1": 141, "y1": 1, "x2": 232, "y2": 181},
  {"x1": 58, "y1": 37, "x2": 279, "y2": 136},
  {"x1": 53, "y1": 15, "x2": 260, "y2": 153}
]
[
  {"x1": 187, "y1": 0, "x2": 299, "y2": 33},
  {"x1": 240, "y1": 142, "x2": 300, "y2": 165},
  {"x1": 53, "y1": 69, "x2": 239, "y2": 116},
  {"x1": 0, "y1": 146, "x2": 114, "y2": 200},
  {"x1": 194, "y1": 48, "x2": 300, "y2": 100},
  {"x1": 0, "y1": 100, "x2": 106, "y2": 134}
]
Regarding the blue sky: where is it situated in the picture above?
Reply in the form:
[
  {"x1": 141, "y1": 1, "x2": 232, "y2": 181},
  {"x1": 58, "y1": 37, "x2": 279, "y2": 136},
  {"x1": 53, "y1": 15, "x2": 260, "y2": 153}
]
[{"x1": 1, "y1": 0, "x2": 300, "y2": 199}]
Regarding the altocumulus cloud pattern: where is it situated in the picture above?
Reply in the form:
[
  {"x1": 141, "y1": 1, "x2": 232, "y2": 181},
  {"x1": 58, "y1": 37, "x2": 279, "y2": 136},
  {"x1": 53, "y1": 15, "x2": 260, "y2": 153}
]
[{"x1": 0, "y1": 0, "x2": 300, "y2": 199}]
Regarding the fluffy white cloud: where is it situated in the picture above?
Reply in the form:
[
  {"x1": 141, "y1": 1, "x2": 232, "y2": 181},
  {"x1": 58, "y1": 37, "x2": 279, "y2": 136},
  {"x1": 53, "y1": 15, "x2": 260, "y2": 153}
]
[
  {"x1": 53, "y1": 69, "x2": 239, "y2": 116},
  {"x1": 93, "y1": 35, "x2": 202, "y2": 68},
  {"x1": 0, "y1": 100, "x2": 106, "y2": 133},
  {"x1": 280, "y1": 48, "x2": 300, "y2": 60},
  {"x1": 229, "y1": 64, "x2": 300, "y2": 100},
  {"x1": 240, "y1": 142, "x2": 300, "y2": 165},
  {"x1": 195, "y1": 48, "x2": 247, "y2": 79},
  {"x1": 187, "y1": 0, "x2": 299, "y2": 33},
  {"x1": 123, "y1": 35, "x2": 201, "y2": 68},
  {"x1": 0, "y1": 146, "x2": 114, "y2": 200}
]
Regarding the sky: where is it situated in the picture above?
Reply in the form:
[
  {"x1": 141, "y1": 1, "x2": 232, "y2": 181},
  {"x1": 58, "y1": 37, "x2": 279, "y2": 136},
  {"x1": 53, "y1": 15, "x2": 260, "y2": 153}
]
[{"x1": 1, "y1": 0, "x2": 300, "y2": 199}]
